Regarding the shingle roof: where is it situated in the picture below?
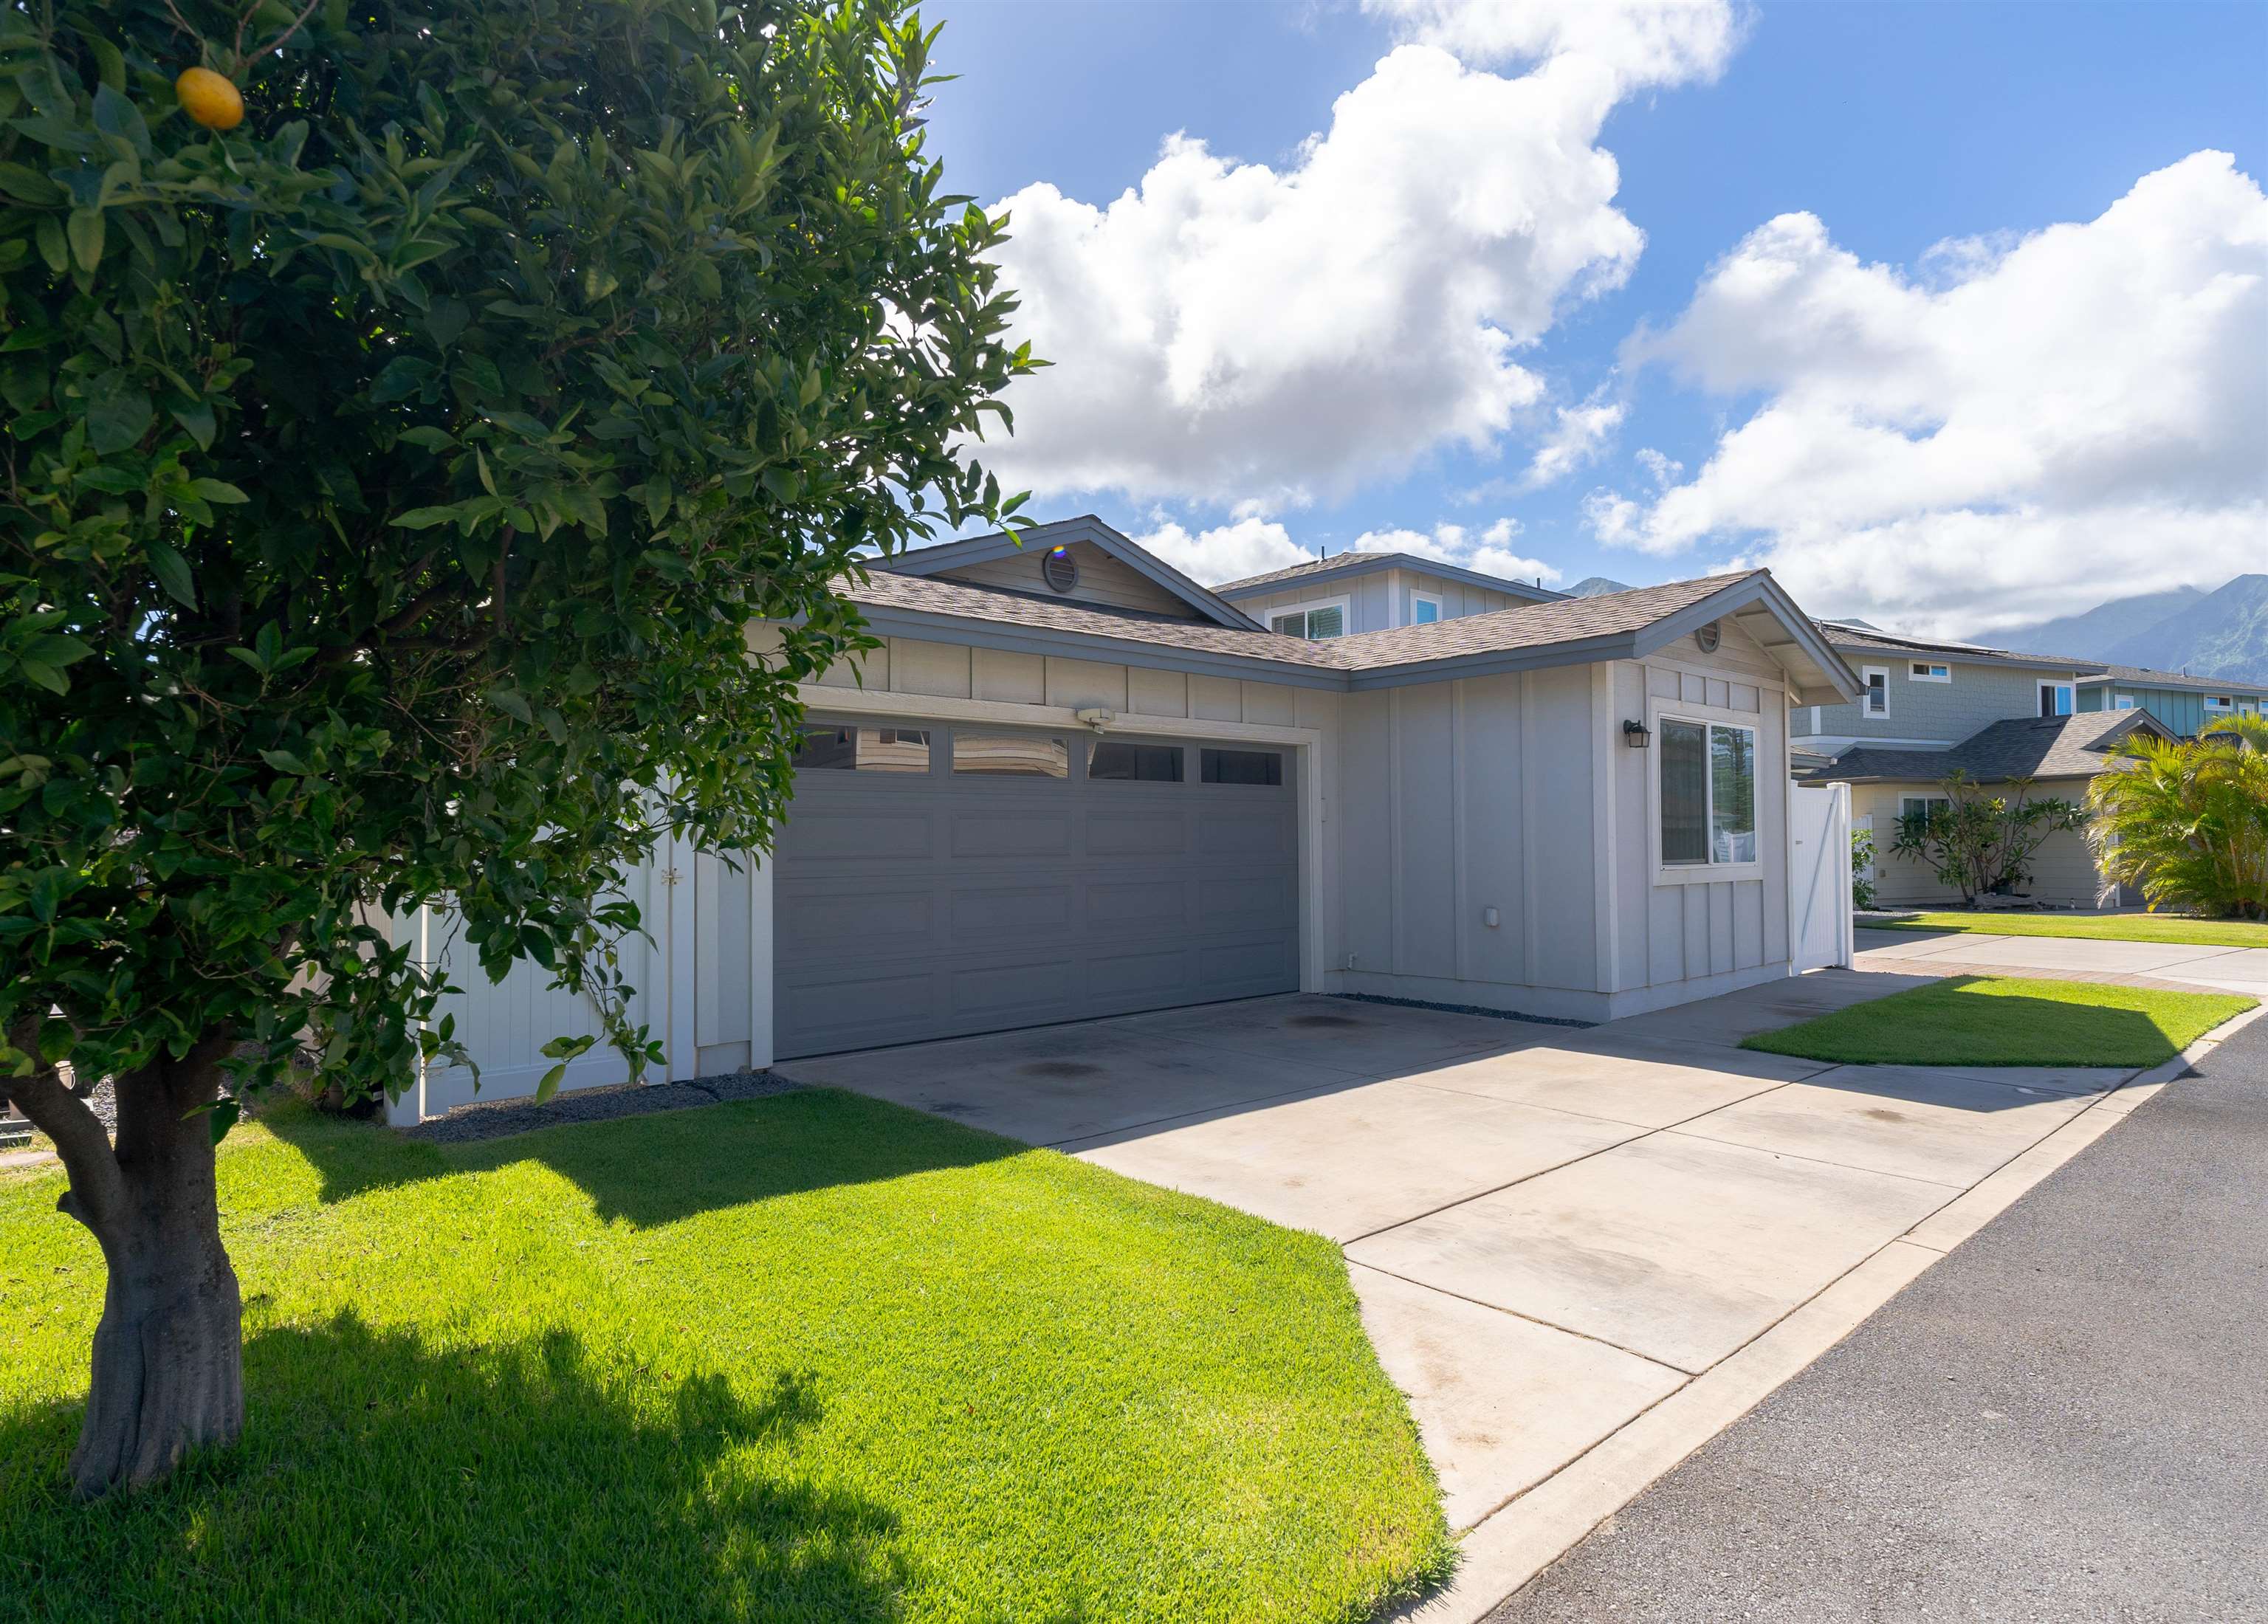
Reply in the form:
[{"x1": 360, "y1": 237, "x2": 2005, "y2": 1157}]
[
  {"x1": 2078, "y1": 663, "x2": 2268, "y2": 697},
  {"x1": 1821, "y1": 623, "x2": 2102, "y2": 674},
  {"x1": 1801, "y1": 709, "x2": 2171, "y2": 785},
  {"x1": 836, "y1": 567, "x2": 1756, "y2": 675},
  {"x1": 1212, "y1": 552, "x2": 1392, "y2": 592}
]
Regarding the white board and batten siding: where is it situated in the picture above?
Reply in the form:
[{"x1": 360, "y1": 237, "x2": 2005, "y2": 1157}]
[{"x1": 1335, "y1": 620, "x2": 1798, "y2": 1023}]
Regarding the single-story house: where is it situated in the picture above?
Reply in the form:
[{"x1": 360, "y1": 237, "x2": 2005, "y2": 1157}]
[
  {"x1": 394, "y1": 516, "x2": 1860, "y2": 1119},
  {"x1": 1804, "y1": 708, "x2": 2176, "y2": 909}
]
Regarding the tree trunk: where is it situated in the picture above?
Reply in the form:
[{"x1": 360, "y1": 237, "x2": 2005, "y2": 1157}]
[{"x1": 9, "y1": 1035, "x2": 246, "y2": 1497}]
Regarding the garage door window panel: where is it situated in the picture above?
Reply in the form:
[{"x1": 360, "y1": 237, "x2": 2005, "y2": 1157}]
[
  {"x1": 1200, "y1": 748, "x2": 1284, "y2": 786},
  {"x1": 1089, "y1": 741, "x2": 1185, "y2": 782},
  {"x1": 952, "y1": 732, "x2": 1069, "y2": 777},
  {"x1": 792, "y1": 725, "x2": 932, "y2": 773}
]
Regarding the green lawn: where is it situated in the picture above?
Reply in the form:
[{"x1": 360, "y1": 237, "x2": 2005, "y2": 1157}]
[
  {"x1": 1743, "y1": 976, "x2": 2256, "y2": 1068},
  {"x1": 0, "y1": 1090, "x2": 1451, "y2": 1622},
  {"x1": 1861, "y1": 910, "x2": 2268, "y2": 950}
]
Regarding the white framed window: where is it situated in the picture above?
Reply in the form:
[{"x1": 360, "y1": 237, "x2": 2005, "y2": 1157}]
[
  {"x1": 1899, "y1": 794, "x2": 1953, "y2": 822},
  {"x1": 1908, "y1": 661, "x2": 1951, "y2": 683},
  {"x1": 1861, "y1": 666, "x2": 1890, "y2": 718},
  {"x1": 2113, "y1": 693, "x2": 2136, "y2": 710},
  {"x1": 1657, "y1": 716, "x2": 1759, "y2": 871},
  {"x1": 1411, "y1": 591, "x2": 1444, "y2": 626},
  {"x1": 2204, "y1": 694, "x2": 2234, "y2": 712},
  {"x1": 1268, "y1": 596, "x2": 1350, "y2": 640},
  {"x1": 2038, "y1": 681, "x2": 2074, "y2": 717}
]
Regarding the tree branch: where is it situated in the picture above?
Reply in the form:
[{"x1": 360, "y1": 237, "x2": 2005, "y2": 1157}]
[{"x1": 2, "y1": 1060, "x2": 124, "y2": 1237}]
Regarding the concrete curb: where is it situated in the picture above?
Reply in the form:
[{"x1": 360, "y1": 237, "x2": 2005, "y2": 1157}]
[{"x1": 1406, "y1": 1008, "x2": 2268, "y2": 1623}]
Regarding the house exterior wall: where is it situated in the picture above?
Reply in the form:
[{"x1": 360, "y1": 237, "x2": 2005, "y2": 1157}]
[
  {"x1": 1850, "y1": 778, "x2": 2106, "y2": 908},
  {"x1": 1390, "y1": 568, "x2": 1525, "y2": 625},
  {"x1": 932, "y1": 539, "x2": 1197, "y2": 619},
  {"x1": 2076, "y1": 681, "x2": 2265, "y2": 736},
  {"x1": 1794, "y1": 656, "x2": 2092, "y2": 751},
  {"x1": 1230, "y1": 565, "x2": 1530, "y2": 636},
  {"x1": 1333, "y1": 619, "x2": 1794, "y2": 1022}
]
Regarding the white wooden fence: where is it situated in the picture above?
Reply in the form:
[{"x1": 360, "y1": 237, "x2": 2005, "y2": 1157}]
[{"x1": 1789, "y1": 781, "x2": 1855, "y2": 973}]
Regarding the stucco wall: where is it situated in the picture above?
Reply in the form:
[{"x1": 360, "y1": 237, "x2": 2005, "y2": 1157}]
[{"x1": 1851, "y1": 779, "x2": 2107, "y2": 908}]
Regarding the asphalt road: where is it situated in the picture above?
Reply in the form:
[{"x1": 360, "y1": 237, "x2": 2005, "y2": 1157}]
[{"x1": 1488, "y1": 1013, "x2": 2268, "y2": 1623}]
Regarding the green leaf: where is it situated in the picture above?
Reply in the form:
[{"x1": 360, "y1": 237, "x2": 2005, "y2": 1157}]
[
  {"x1": 534, "y1": 1063, "x2": 566, "y2": 1104},
  {"x1": 66, "y1": 207, "x2": 106, "y2": 274},
  {"x1": 207, "y1": 1099, "x2": 241, "y2": 1146},
  {"x1": 259, "y1": 749, "x2": 311, "y2": 775},
  {"x1": 83, "y1": 371, "x2": 154, "y2": 454},
  {"x1": 16, "y1": 659, "x2": 65, "y2": 695},
  {"x1": 171, "y1": 399, "x2": 217, "y2": 450},
  {"x1": 188, "y1": 478, "x2": 250, "y2": 504},
  {"x1": 391, "y1": 506, "x2": 462, "y2": 530},
  {"x1": 147, "y1": 540, "x2": 197, "y2": 608},
  {"x1": 486, "y1": 686, "x2": 533, "y2": 723}
]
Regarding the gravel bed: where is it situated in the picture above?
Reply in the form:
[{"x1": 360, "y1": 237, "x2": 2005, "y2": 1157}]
[{"x1": 404, "y1": 1069, "x2": 803, "y2": 1146}]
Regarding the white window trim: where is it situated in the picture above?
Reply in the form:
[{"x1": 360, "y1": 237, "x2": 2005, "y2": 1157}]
[
  {"x1": 1410, "y1": 590, "x2": 1445, "y2": 626},
  {"x1": 1648, "y1": 698, "x2": 1764, "y2": 887},
  {"x1": 2038, "y1": 679, "x2": 2075, "y2": 717},
  {"x1": 1860, "y1": 665, "x2": 1890, "y2": 718},
  {"x1": 1268, "y1": 593, "x2": 1353, "y2": 640},
  {"x1": 1906, "y1": 661, "x2": 1951, "y2": 683},
  {"x1": 1899, "y1": 793, "x2": 1952, "y2": 819},
  {"x1": 2113, "y1": 693, "x2": 2136, "y2": 710},
  {"x1": 2203, "y1": 694, "x2": 2234, "y2": 712}
]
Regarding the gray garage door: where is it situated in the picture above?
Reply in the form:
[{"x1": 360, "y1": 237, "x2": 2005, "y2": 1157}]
[{"x1": 772, "y1": 720, "x2": 1300, "y2": 1058}]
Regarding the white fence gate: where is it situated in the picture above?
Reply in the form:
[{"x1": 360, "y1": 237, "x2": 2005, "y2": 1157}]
[
  {"x1": 1789, "y1": 781, "x2": 1855, "y2": 973},
  {"x1": 382, "y1": 839, "x2": 773, "y2": 1126}
]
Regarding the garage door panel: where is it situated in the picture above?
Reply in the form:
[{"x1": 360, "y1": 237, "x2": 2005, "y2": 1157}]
[
  {"x1": 951, "y1": 812, "x2": 1072, "y2": 858},
  {"x1": 777, "y1": 885, "x2": 935, "y2": 957},
  {"x1": 1085, "y1": 878, "x2": 1193, "y2": 932},
  {"x1": 775, "y1": 724, "x2": 1298, "y2": 1059},
  {"x1": 1197, "y1": 808, "x2": 1294, "y2": 856},
  {"x1": 781, "y1": 811, "x2": 935, "y2": 861},
  {"x1": 1085, "y1": 812, "x2": 1188, "y2": 856},
  {"x1": 1199, "y1": 873, "x2": 1294, "y2": 930},
  {"x1": 949, "y1": 884, "x2": 1074, "y2": 937}
]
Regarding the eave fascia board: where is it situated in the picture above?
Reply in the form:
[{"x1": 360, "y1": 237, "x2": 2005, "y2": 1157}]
[
  {"x1": 878, "y1": 515, "x2": 1268, "y2": 633},
  {"x1": 846, "y1": 603, "x2": 1350, "y2": 691},
  {"x1": 1341, "y1": 630, "x2": 1641, "y2": 690},
  {"x1": 1635, "y1": 574, "x2": 1866, "y2": 701}
]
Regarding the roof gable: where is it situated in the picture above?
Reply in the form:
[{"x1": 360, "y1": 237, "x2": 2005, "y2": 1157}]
[
  {"x1": 1214, "y1": 549, "x2": 1561, "y2": 606},
  {"x1": 876, "y1": 515, "x2": 1264, "y2": 630}
]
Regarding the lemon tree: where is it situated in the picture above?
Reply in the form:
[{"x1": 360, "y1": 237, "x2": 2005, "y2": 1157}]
[{"x1": 0, "y1": 0, "x2": 1031, "y2": 1495}]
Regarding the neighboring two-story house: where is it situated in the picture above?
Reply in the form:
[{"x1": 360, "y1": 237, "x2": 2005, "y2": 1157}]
[
  {"x1": 1794, "y1": 625, "x2": 2152, "y2": 908},
  {"x1": 1214, "y1": 551, "x2": 1561, "y2": 640},
  {"x1": 2076, "y1": 666, "x2": 2268, "y2": 734}
]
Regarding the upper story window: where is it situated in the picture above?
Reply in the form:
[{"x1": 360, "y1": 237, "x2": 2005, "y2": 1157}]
[
  {"x1": 2113, "y1": 694, "x2": 2137, "y2": 710},
  {"x1": 2205, "y1": 694, "x2": 2234, "y2": 712},
  {"x1": 1908, "y1": 661, "x2": 1950, "y2": 682},
  {"x1": 1270, "y1": 599, "x2": 1347, "y2": 640},
  {"x1": 1412, "y1": 592, "x2": 1443, "y2": 625},
  {"x1": 1861, "y1": 667, "x2": 1889, "y2": 717},
  {"x1": 1660, "y1": 718, "x2": 1757, "y2": 868},
  {"x1": 2038, "y1": 681, "x2": 2074, "y2": 717}
]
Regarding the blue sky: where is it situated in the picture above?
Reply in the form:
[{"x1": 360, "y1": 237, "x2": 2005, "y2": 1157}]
[{"x1": 918, "y1": 1, "x2": 2267, "y2": 634}]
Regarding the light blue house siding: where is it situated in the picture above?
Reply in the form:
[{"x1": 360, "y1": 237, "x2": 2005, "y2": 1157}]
[{"x1": 2078, "y1": 679, "x2": 2267, "y2": 736}]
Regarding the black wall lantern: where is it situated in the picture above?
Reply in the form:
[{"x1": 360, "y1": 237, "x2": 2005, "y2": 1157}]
[{"x1": 1623, "y1": 719, "x2": 1651, "y2": 748}]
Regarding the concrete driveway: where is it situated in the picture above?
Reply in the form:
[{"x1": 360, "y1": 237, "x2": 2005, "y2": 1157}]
[
  {"x1": 774, "y1": 974, "x2": 2165, "y2": 1618},
  {"x1": 1856, "y1": 924, "x2": 2268, "y2": 997}
]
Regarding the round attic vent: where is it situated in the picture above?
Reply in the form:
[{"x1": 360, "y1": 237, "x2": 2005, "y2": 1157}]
[
  {"x1": 1694, "y1": 620, "x2": 1722, "y2": 654},
  {"x1": 1042, "y1": 546, "x2": 1079, "y2": 594}
]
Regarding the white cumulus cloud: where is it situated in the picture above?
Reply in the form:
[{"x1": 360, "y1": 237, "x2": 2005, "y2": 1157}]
[
  {"x1": 1365, "y1": 0, "x2": 1746, "y2": 91},
  {"x1": 1351, "y1": 519, "x2": 1563, "y2": 587},
  {"x1": 1590, "y1": 151, "x2": 2268, "y2": 636},
  {"x1": 977, "y1": 32, "x2": 1692, "y2": 509},
  {"x1": 1520, "y1": 397, "x2": 1628, "y2": 490},
  {"x1": 1130, "y1": 516, "x2": 1314, "y2": 584}
]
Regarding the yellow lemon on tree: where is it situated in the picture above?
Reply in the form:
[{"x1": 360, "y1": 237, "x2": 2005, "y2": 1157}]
[{"x1": 176, "y1": 67, "x2": 244, "y2": 131}]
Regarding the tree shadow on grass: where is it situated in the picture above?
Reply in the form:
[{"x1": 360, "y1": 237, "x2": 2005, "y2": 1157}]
[
  {"x1": 264, "y1": 1087, "x2": 1025, "y2": 1228},
  {"x1": 0, "y1": 1310, "x2": 907, "y2": 1620}
]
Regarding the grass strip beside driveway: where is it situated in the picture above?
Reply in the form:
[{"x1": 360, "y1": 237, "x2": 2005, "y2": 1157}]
[
  {"x1": 0, "y1": 1090, "x2": 1451, "y2": 1623},
  {"x1": 1863, "y1": 911, "x2": 2268, "y2": 949},
  {"x1": 1743, "y1": 976, "x2": 2256, "y2": 1068}
]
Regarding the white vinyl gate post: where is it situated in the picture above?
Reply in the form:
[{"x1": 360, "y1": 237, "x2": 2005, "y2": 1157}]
[{"x1": 663, "y1": 830, "x2": 698, "y2": 1082}]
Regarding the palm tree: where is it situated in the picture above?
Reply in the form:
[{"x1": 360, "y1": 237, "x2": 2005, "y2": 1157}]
[{"x1": 2088, "y1": 718, "x2": 2268, "y2": 920}]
